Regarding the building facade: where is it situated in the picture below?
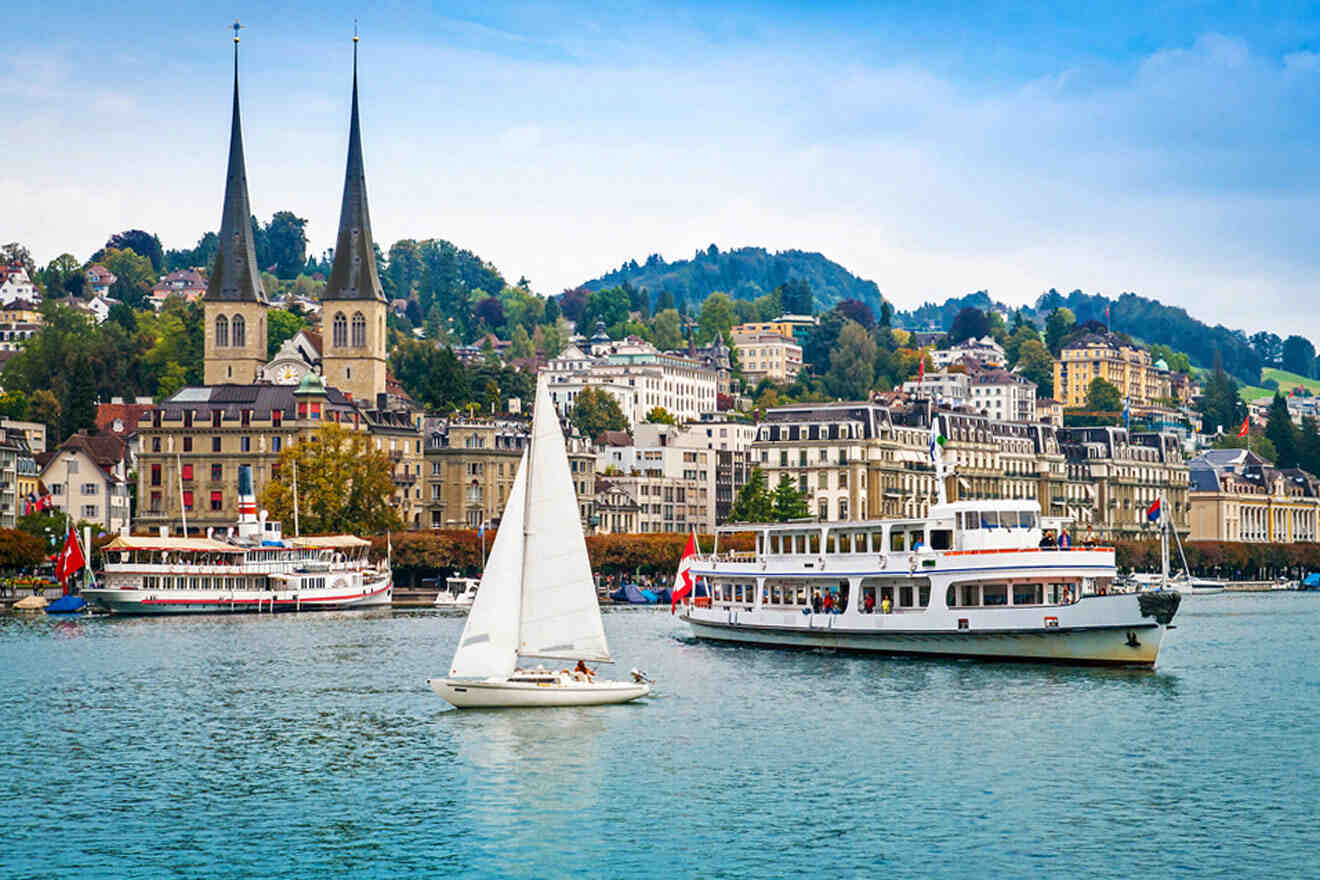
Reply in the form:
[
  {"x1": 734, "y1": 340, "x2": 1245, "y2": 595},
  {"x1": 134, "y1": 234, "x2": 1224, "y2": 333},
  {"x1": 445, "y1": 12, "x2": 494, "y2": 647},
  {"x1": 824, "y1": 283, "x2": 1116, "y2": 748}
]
[
  {"x1": 731, "y1": 331, "x2": 803, "y2": 384},
  {"x1": 40, "y1": 432, "x2": 131, "y2": 533},
  {"x1": 1188, "y1": 449, "x2": 1320, "y2": 543},
  {"x1": 1054, "y1": 333, "x2": 1172, "y2": 408},
  {"x1": 423, "y1": 417, "x2": 526, "y2": 529}
]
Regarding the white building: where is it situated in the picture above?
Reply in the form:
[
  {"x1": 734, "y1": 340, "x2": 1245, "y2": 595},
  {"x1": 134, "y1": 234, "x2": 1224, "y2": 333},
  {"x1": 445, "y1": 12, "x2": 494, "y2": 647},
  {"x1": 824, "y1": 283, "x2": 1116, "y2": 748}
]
[
  {"x1": 85, "y1": 264, "x2": 116, "y2": 297},
  {"x1": 930, "y1": 335, "x2": 1006, "y2": 369},
  {"x1": 968, "y1": 370, "x2": 1037, "y2": 422},
  {"x1": 900, "y1": 370, "x2": 972, "y2": 408},
  {"x1": 39, "y1": 432, "x2": 131, "y2": 534},
  {"x1": 78, "y1": 294, "x2": 121, "y2": 325},
  {"x1": 731, "y1": 331, "x2": 803, "y2": 384},
  {"x1": 544, "y1": 338, "x2": 720, "y2": 427},
  {"x1": 0, "y1": 265, "x2": 39, "y2": 305}
]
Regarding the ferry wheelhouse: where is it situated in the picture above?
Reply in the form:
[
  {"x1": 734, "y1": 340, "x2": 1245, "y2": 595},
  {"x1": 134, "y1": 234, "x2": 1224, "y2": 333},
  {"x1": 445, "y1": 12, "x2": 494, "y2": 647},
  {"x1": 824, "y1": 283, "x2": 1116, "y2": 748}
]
[
  {"x1": 682, "y1": 499, "x2": 1181, "y2": 667},
  {"x1": 81, "y1": 465, "x2": 391, "y2": 615}
]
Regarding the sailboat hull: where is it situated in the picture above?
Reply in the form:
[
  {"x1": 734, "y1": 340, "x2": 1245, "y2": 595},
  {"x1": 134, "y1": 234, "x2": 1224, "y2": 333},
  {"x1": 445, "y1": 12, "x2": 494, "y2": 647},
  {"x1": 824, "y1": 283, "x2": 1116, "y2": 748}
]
[{"x1": 428, "y1": 676, "x2": 650, "y2": 708}]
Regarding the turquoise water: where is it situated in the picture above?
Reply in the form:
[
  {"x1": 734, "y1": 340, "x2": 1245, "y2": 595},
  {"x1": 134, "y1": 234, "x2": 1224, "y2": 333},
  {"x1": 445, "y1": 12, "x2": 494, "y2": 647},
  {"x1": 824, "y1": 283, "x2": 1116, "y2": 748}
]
[{"x1": 1, "y1": 594, "x2": 1317, "y2": 879}]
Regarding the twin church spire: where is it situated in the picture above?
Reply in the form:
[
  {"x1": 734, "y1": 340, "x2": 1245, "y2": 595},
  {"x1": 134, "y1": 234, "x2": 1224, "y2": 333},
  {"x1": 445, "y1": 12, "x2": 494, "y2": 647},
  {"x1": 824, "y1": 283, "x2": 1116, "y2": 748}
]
[{"x1": 203, "y1": 25, "x2": 387, "y2": 400}]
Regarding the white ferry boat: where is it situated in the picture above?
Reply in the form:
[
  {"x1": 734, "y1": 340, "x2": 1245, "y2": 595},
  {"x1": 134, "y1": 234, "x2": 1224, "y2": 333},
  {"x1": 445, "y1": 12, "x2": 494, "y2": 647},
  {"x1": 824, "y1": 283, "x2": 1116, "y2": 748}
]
[
  {"x1": 433, "y1": 577, "x2": 480, "y2": 608},
  {"x1": 82, "y1": 465, "x2": 391, "y2": 615},
  {"x1": 681, "y1": 498, "x2": 1182, "y2": 668}
]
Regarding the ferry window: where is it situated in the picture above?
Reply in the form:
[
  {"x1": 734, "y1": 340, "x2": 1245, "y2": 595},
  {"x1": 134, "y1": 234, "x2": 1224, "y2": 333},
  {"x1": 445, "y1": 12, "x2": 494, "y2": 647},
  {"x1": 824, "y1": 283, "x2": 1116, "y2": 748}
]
[
  {"x1": 930, "y1": 529, "x2": 951, "y2": 550},
  {"x1": 827, "y1": 533, "x2": 839, "y2": 554},
  {"x1": 899, "y1": 586, "x2": 913, "y2": 607},
  {"x1": 871, "y1": 531, "x2": 884, "y2": 552},
  {"x1": 960, "y1": 584, "x2": 980, "y2": 606},
  {"x1": 771, "y1": 585, "x2": 782, "y2": 604},
  {"x1": 756, "y1": 534, "x2": 764, "y2": 554},
  {"x1": 946, "y1": 585, "x2": 956, "y2": 607},
  {"x1": 980, "y1": 511, "x2": 999, "y2": 529},
  {"x1": 919, "y1": 585, "x2": 930, "y2": 607},
  {"x1": 1021, "y1": 511, "x2": 1039, "y2": 529},
  {"x1": 1014, "y1": 583, "x2": 1043, "y2": 605},
  {"x1": 983, "y1": 584, "x2": 1008, "y2": 606},
  {"x1": 808, "y1": 534, "x2": 819, "y2": 554},
  {"x1": 890, "y1": 531, "x2": 906, "y2": 551}
]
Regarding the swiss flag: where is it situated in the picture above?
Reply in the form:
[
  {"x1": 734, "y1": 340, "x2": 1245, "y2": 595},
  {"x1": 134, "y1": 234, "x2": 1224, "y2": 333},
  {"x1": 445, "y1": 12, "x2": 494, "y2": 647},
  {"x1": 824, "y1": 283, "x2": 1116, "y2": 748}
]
[
  {"x1": 1237, "y1": 416, "x2": 1249, "y2": 439},
  {"x1": 671, "y1": 530, "x2": 698, "y2": 613},
  {"x1": 55, "y1": 526, "x2": 85, "y2": 591}
]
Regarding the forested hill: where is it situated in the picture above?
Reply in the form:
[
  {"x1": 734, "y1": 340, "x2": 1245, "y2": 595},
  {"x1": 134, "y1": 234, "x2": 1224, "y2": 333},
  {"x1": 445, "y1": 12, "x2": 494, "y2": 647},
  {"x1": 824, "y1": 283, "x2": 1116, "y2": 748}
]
[
  {"x1": 893, "y1": 291, "x2": 1034, "y2": 331},
  {"x1": 1034, "y1": 290, "x2": 1261, "y2": 384},
  {"x1": 582, "y1": 246, "x2": 888, "y2": 316}
]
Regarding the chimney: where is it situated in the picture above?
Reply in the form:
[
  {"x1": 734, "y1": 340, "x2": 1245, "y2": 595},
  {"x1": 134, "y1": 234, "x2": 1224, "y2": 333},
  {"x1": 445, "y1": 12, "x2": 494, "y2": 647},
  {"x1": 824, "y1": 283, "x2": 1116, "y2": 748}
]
[{"x1": 235, "y1": 464, "x2": 260, "y2": 541}]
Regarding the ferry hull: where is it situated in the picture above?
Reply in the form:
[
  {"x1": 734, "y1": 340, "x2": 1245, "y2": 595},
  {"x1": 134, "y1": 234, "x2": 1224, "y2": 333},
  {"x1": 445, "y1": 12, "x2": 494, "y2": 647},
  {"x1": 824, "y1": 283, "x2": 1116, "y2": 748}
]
[
  {"x1": 428, "y1": 677, "x2": 650, "y2": 708},
  {"x1": 682, "y1": 616, "x2": 1164, "y2": 668},
  {"x1": 81, "y1": 582, "x2": 392, "y2": 615}
]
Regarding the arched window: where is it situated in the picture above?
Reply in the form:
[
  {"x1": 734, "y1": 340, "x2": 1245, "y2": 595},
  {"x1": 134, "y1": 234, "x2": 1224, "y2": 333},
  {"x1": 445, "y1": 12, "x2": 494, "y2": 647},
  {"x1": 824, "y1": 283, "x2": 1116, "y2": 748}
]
[
  {"x1": 232, "y1": 314, "x2": 246, "y2": 348},
  {"x1": 351, "y1": 312, "x2": 366, "y2": 348},
  {"x1": 333, "y1": 312, "x2": 348, "y2": 348},
  {"x1": 215, "y1": 315, "x2": 229, "y2": 347}
]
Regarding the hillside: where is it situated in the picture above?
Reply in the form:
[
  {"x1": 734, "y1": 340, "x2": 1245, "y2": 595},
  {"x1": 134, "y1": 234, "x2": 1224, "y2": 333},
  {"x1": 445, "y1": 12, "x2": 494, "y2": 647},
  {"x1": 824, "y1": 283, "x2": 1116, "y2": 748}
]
[
  {"x1": 893, "y1": 291, "x2": 1037, "y2": 331},
  {"x1": 581, "y1": 246, "x2": 888, "y2": 316}
]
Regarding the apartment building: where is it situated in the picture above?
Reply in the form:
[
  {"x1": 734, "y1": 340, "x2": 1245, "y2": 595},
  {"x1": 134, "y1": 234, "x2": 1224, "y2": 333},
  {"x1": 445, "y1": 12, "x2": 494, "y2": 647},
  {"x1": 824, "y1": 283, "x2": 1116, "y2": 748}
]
[
  {"x1": 39, "y1": 431, "x2": 131, "y2": 533},
  {"x1": 1188, "y1": 449, "x2": 1320, "y2": 542},
  {"x1": 1054, "y1": 333, "x2": 1172, "y2": 408}
]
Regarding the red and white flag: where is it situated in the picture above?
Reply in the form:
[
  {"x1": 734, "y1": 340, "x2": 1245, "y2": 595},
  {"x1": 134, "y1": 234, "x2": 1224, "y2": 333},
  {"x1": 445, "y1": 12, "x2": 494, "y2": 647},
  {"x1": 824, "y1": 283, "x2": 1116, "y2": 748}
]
[
  {"x1": 671, "y1": 530, "x2": 698, "y2": 613},
  {"x1": 1237, "y1": 415, "x2": 1249, "y2": 439},
  {"x1": 55, "y1": 526, "x2": 85, "y2": 592},
  {"x1": 918, "y1": 357, "x2": 925, "y2": 382}
]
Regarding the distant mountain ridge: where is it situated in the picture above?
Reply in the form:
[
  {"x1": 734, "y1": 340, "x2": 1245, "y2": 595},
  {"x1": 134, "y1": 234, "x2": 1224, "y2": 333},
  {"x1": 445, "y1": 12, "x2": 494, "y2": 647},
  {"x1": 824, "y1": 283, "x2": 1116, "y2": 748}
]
[{"x1": 581, "y1": 246, "x2": 888, "y2": 315}]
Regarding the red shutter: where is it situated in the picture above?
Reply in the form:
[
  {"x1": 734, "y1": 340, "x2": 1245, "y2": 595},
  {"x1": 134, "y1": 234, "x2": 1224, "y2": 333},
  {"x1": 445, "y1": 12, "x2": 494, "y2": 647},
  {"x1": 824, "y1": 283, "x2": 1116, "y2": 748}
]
[
  {"x1": 182, "y1": 490, "x2": 194, "y2": 509},
  {"x1": 181, "y1": 464, "x2": 193, "y2": 481}
]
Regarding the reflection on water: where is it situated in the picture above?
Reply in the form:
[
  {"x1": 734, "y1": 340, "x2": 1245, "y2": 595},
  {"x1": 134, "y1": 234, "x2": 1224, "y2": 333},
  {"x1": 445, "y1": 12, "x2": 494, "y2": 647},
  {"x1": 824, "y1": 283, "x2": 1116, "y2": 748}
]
[{"x1": 0, "y1": 594, "x2": 1316, "y2": 878}]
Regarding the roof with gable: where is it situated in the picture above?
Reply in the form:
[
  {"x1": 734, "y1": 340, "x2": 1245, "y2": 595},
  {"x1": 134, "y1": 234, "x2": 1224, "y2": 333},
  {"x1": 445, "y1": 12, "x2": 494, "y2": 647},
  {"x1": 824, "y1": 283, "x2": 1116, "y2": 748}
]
[
  {"x1": 46, "y1": 430, "x2": 129, "y2": 483},
  {"x1": 96, "y1": 401, "x2": 155, "y2": 438}
]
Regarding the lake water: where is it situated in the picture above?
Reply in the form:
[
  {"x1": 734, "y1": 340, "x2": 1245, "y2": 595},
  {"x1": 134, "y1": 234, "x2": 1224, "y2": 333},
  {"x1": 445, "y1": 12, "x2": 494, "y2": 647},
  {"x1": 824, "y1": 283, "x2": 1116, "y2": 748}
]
[{"x1": 1, "y1": 593, "x2": 1317, "y2": 879}]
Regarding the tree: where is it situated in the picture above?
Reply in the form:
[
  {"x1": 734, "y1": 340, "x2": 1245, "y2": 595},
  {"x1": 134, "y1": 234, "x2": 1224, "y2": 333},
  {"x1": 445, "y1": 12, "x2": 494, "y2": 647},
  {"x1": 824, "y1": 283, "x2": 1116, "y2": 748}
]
[
  {"x1": 801, "y1": 308, "x2": 846, "y2": 374},
  {"x1": 580, "y1": 286, "x2": 631, "y2": 334},
  {"x1": 1281, "y1": 335, "x2": 1316, "y2": 378},
  {"x1": 1044, "y1": 307, "x2": 1076, "y2": 356},
  {"x1": 38, "y1": 253, "x2": 81, "y2": 295},
  {"x1": 644, "y1": 406, "x2": 676, "y2": 425},
  {"x1": 107, "y1": 302, "x2": 137, "y2": 333},
  {"x1": 777, "y1": 279, "x2": 813, "y2": 315},
  {"x1": 389, "y1": 340, "x2": 469, "y2": 411},
  {"x1": 835, "y1": 298, "x2": 874, "y2": 328},
  {"x1": 653, "y1": 290, "x2": 675, "y2": 313},
  {"x1": 652, "y1": 308, "x2": 683, "y2": 351},
  {"x1": 509, "y1": 324, "x2": 533, "y2": 360},
  {"x1": 1015, "y1": 339, "x2": 1055, "y2": 397},
  {"x1": 0, "y1": 390, "x2": 27, "y2": 419},
  {"x1": 102, "y1": 230, "x2": 164, "y2": 273},
  {"x1": 948, "y1": 307, "x2": 992, "y2": 345},
  {"x1": 1004, "y1": 323, "x2": 1040, "y2": 366},
  {"x1": 1250, "y1": 331, "x2": 1283, "y2": 367},
  {"x1": 0, "y1": 527, "x2": 46, "y2": 569},
  {"x1": 697, "y1": 293, "x2": 736, "y2": 345},
  {"x1": 26, "y1": 390, "x2": 61, "y2": 441},
  {"x1": 0, "y1": 243, "x2": 35, "y2": 277},
  {"x1": 100, "y1": 247, "x2": 156, "y2": 309},
  {"x1": 267, "y1": 308, "x2": 306, "y2": 358},
  {"x1": 729, "y1": 468, "x2": 774, "y2": 522},
  {"x1": 387, "y1": 239, "x2": 424, "y2": 298},
  {"x1": 541, "y1": 320, "x2": 566, "y2": 358},
  {"x1": 1265, "y1": 393, "x2": 1299, "y2": 468},
  {"x1": 1198, "y1": 361, "x2": 1245, "y2": 435},
  {"x1": 260, "y1": 422, "x2": 402, "y2": 535},
  {"x1": 771, "y1": 474, "x2": 810, "y2": 521},
  {"x1": 1085, "y1": 377, "x2": 1122, "y2": 413},
  {"x1": 826, "y1": 319, "x2": 876, "y2": 400},
  {"x1": 473, "y1": 296, "x2": 506, "y2": 333},
  {"x1": 1298, "y1": 416, "x2": 1320, "y2": 477},
  {"x1": 569, "y1": 386, "x2": 628, "y2": 440},
  {"x1": 543, "y1": 296, "x2": 561, "y2": 325}
]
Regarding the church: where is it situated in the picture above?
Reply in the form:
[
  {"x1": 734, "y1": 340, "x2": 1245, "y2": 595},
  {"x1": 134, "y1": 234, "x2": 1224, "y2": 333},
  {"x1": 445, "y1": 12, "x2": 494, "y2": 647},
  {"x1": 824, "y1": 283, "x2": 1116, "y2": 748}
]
[{"x1": 132, "y1": 34, "x2": 423, "y2": 535}]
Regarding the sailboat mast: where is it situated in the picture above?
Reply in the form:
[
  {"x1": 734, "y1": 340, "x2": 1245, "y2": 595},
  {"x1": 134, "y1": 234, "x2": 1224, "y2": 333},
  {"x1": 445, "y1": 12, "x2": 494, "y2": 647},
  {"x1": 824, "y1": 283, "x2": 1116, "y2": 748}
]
[{"x1": 517, "y1": 385, "x2": 538, "y2": 657}]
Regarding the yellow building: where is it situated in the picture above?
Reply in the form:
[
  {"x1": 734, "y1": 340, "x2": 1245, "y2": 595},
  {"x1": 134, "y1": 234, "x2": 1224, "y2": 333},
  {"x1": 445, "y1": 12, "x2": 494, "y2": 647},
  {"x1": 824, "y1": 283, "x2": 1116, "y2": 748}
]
[
  {"x1": 731, "y1": 332, "x2": 803, "y2": 384},
  {"x1": 1053, "y1": 333, "x2": 1171, "y2": 408},
  {"x1": 1188, "y1": 449, "x2": 1320, "y2": 542}
]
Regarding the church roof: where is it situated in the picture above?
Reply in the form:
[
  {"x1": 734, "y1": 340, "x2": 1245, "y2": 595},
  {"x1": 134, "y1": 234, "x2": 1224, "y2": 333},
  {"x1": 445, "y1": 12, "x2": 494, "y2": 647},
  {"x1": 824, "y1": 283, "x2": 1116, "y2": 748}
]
[
  {"x1": 203, "y1": 39, "x2": 266, "y2": 305},
  {"x1": 323, "y1": 40, "x2": 386, "y2": 304}
]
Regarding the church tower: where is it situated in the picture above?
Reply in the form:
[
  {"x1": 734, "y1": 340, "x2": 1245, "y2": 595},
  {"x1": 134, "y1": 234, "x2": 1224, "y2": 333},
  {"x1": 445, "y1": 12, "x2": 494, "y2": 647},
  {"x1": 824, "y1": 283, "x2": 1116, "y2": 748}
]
[
  {"x1": 203, "y1": 25, "x2": 268, "y2": 385},
  {"x1": 320, "y1": 35, "x2": 388, "y2": 405}
]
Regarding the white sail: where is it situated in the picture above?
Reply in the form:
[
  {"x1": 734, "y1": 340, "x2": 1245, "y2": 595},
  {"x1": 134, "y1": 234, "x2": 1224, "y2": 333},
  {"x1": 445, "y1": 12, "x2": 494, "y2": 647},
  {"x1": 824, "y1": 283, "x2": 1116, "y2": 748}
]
[
  {"x1": 518, "y1": 379, "x2": 612, "y2": 662},
  {"x1": 447, "y1": 450, "x2": 528, "y2": 679}
]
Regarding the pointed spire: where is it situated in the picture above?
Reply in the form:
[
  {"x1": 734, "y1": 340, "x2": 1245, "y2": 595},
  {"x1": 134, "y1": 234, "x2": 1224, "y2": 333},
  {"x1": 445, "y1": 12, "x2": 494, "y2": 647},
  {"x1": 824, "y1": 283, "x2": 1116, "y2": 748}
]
[
  {"x1": 204, "y1": 23, "x2": 266, "y2": 304},
  {"x1": 324, "y1": 30, "x2": 386, "y2": 304}
]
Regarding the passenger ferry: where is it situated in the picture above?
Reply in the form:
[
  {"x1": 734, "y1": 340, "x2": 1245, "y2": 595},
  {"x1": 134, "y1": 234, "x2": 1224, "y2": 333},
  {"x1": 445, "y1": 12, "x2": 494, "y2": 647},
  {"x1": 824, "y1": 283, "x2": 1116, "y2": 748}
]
[
  {"x1": 81, "y1": 465, "x2": 391, "y2": 615},
  {"x1": 681, "y1": 498, "x2": 1182, "y2": 668}
]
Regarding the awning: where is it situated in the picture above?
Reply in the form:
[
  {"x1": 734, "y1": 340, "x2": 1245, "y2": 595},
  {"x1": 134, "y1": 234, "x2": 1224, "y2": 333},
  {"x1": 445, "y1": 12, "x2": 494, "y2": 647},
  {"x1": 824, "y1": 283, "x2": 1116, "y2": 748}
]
[
  {"x1": 102, "y1": 536, "x2": 245, "y2": 553},
  {"x1": 288, "y1": 535, "x2": 371, "y2": 549}
]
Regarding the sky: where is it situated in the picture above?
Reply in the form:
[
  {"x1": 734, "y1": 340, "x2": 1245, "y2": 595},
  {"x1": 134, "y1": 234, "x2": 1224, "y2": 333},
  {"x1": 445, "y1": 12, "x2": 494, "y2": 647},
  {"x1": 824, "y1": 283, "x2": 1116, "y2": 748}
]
[{"x1": 3, "y1": 1, "x2": 1319, "y2": 338}]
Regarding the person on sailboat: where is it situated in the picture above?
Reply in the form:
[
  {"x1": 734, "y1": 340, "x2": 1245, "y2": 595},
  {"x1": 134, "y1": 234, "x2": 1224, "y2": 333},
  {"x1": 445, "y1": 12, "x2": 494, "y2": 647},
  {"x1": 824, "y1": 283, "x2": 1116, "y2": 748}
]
[{"x1": 573, "y1": 659, "x2": 595, "y2": 682}]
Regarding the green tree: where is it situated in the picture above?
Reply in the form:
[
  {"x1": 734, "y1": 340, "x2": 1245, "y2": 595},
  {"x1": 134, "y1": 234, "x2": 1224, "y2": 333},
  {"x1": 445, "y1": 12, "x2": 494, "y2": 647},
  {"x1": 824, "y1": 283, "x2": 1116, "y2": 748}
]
[
  {"x1": 61, "y1": 355, "x2": 97, "y2": 439},
  {"x1": 260, "y1": 422, "x2": 402, "y2": 535},
  {"x1": 801, "y1": 308, "x2": 846, "y2": 374},
  {"x1": 156, "y1": 363, "x2": 188, "y2": 401},
  {"x1": 389, "y1": 340, "x2": 470, "y2": 411},
  {"x1": 569, "y1": 386, "x2": 629, "y2": 440},
  {"x1": 541, "y1": 320, "x2": 566, "y2": 358},
  {"x1": 729, "y1": 468, "x2": 774, "y2": 522},
  {"x1": 38, "y1": 253, "x2": 81, "y2": 295},
  {"x1": 26, "y1": 390, "x2": 60, "y2": 442},
  {"x1": 1282, "y1": 335, "x2": 1316, "y2": 378},
  {"x1": 1265, "y1": 393, "x2": 1299, "y2": 467},
  {"x1": 826, "y1": 319, "x2": 876, "y2": 400},
  {"x1": 0, "y1": 390, "x2": 28, "y2": 419},
  {"x1": 1298, "y1": 416, "x2": 1320, "y2": 476},
  {"x1": 100, "y1": 230, "x2": 164, "y2": 273},
  {"x1": 947, "y1": 307, "x2": 991, "y2": 344},
  {"x1": 509, "y1": 324, "x2": 533, "y2": 360},
  {"x1": 777, "y1": 279, "x2": 813, "y2": 315},
  {"x1": 697, "y1": 292, "x2": 736, "y2": 345},
  {"x1": 652, "y1": 308, "x2": 683, "y2": 351},
  {"x1": 771, "y1": 474, "x2": 810, "y2": 521},
  {"x1": 645, "y1": 406, "x2": 676, "y2": 425},
  {"x1": 1198, "y1": 361, "x2": 1245, "y2": 435},
  {"x1": 1015, "y1": 338, "x2": 1055, "y2": 397},
  {"x1": 100, "y1": 247, "x2": 156, "y2": 309},
  {"x1": 266, "y1": 308, "x2": 306, "y2": 358},
  {"x1": 1085, "y1": 377, "x2": 1122, "y2": 413},
  {"x1": 580, "y1": 286, "x2": 631, "y2": 333},
  {"x1": 1044, "y1": 307, "x2": 1076, "y2": 356},
  {"x1": 1004, "y1": 323, "x2": 1040, "y2": 366},
  {"x1": 0, "y1": 527, "x2": 46, "y2": 569},
  {"x1": 0, "y1": 243, "x2": 35, "y2": 277}
]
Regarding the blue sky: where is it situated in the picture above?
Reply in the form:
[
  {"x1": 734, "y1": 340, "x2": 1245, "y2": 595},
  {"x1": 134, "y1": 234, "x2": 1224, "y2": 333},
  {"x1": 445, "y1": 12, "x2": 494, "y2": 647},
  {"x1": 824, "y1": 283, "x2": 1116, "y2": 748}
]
[{"x1": 4, "y1": 1, "x2": 1319, "y2": 336}]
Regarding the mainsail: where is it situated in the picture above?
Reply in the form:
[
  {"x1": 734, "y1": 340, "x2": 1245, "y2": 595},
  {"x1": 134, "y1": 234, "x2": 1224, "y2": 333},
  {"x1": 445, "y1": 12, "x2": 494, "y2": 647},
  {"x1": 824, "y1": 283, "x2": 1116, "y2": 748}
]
[
  {"x1": 518, "y1": 380, "x2": 612, "y2": 662},
  {"x1": 447, "y1": 451, "x2": 528, "y2": 679}
]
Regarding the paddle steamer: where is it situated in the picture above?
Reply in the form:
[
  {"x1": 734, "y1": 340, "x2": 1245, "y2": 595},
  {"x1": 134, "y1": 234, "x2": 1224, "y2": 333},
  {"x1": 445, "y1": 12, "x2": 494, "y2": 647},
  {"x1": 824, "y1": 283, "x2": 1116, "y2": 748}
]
[
  {"x1": 682, "y1": 498, "x2": 1181, "y2": 667},
  {"x1": 82, "y1": 465, "x2": 391, "y2": 615}
]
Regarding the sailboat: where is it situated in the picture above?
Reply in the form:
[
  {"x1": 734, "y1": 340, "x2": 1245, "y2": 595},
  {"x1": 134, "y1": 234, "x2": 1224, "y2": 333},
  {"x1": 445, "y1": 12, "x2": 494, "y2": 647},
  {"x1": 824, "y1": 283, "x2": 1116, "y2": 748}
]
[{"x1": 428, "y1": 379, "x2": 651, "y2": 708}]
